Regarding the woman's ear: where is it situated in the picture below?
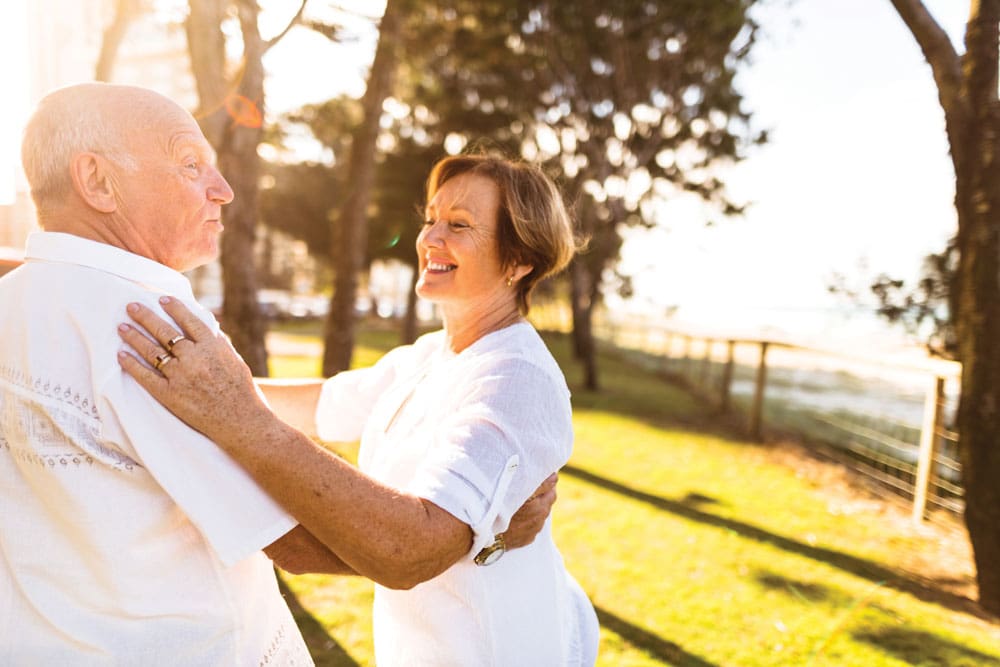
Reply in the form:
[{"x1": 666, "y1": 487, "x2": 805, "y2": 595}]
[
  {"x1": 69, "y1": 152, "x2": 118, "y2": 214},
  {"x1": 511, "y1": 264, "x2": 533, "y2": 283}
]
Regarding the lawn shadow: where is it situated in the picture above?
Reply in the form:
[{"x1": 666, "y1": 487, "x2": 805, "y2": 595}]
[
  {"x1": 277, "y1": 572, "x2": 361, "y2": 667},
  {"x1": 755, "y1": 570, "x2": 842, "y2": 604},
  {"x1": 851, "y1": 626, "x2": 1000, "y2": 666},
  {"x1": 563, "y1": 464, "x2": 991, "y2": 621},
  {"x1": 596, "y1": 605, "x2": 718, "y2": 667}
]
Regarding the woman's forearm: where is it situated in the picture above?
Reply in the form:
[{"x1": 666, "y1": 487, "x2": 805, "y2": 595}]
[
  {"x1": 115, "y1": 300, "x2": 469, "y2": 587},
  {"x1": 224, "y1": 408, "x2": 472, "y2": 589}
]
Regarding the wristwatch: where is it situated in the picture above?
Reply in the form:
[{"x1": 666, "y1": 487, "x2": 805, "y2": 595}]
[{"x1": 474, "y1": 533, "x2": 506, "y2": 566}]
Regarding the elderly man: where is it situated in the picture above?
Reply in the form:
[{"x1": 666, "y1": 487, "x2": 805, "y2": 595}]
[{"x1": 0, "y1": 83, "x2": 553, "y2": 664}]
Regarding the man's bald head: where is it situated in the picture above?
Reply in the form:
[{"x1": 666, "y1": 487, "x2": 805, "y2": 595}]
[{"x1": 21, "y1": 83, "x2": 192, "y2": 210}]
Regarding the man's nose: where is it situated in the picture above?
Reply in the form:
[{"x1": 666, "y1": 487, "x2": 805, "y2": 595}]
[{"x1": 209, "y1": 168, "x2": 235, "y2": 204}]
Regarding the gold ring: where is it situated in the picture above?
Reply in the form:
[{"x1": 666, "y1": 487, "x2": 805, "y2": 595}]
[
  {"x1": 153, "y1": 352, "x2": 175, "y2": 371},
  {"x1": 165, "y1": 335, "x2": 186, "y2": 352}
]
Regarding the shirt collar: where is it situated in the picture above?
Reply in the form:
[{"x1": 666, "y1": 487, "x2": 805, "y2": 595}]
[{"x1": 24, "y1": 231, "x2": 196, "y2": 299}]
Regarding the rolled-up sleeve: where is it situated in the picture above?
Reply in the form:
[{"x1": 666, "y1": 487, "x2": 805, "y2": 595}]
[{"x1": 406, "y1": 358, "x2": 573, "y2": 556}]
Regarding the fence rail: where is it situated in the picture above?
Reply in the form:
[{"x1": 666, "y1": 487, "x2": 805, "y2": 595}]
[{"x1": 578, "y1": 314, "x2": 964, "y2": 526}]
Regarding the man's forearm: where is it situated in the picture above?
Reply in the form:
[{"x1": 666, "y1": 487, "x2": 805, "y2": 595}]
[{"x1": 265, "y1": 524, "x2": 359, "y2": 576}]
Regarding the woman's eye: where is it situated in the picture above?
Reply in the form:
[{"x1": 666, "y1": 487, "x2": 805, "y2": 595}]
[{"x1": 422, "y1": 219, "x2": 469, "y2": 230}]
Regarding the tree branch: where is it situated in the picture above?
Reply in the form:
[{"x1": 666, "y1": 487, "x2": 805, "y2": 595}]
[
  {"x1": 96, "y1": 0, "x2": 145, "y2": 81},
  {"x1": 264, "y1": 0, "x2": 308, "y2": 52},
  {"x1": 888, "y1": 0, "x2": 964, "y2": 111}
]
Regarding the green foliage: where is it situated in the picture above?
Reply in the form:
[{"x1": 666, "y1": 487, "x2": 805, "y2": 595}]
[
  {"x1": 261, "y1": 97, "x2": 431, "y2": 270},
  {"x1": 260, "y1": 161, "x2": 337, "y2": 260},
  {"x1": 393, "y1": 0, "x2": 763, "y2": 289},
  {"x1": 265, "y1": 1, "x2": 764, "y2": 312},
  {"x1": 870, "y1": 239, "x2": 957, "y2": 360}
]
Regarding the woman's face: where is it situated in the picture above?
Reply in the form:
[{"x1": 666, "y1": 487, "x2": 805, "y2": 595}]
[{"x1": 416, "y1": 172, "x2": 510, "y2": 310}]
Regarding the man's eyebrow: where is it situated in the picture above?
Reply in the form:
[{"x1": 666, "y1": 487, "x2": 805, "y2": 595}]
[{"x1": 168, "y1": 133, "x2": 218, "y2": 163}]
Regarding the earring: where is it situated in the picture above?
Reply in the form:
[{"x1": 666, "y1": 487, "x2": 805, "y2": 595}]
[{"x1": 506, "y1": 276, "x2": 513, "y2": 287}]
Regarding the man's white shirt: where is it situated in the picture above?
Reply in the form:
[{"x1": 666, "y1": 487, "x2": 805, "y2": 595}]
[{"x1": 0, "y1": 232, "x2": 312, "y2": 665}]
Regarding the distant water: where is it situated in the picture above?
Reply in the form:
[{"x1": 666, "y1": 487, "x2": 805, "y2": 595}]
[{"x1": 604, "y1": 301, "x2": 961, "y2": 429}]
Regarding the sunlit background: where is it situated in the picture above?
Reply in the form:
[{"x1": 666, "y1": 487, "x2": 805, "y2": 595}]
[
  {"x1": 0, "y1": 0, "x2": 967, "y2": 355},
  {"x1": 0, "y1": 0, "x2": 29, "y2": 206}
]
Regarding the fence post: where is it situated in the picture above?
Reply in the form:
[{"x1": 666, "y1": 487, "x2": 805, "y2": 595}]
[
  {"x1": 913, "y1": 375, "x2": 945, "y2": 524},
  {"x1": 749, "y1": 342, "x2": 769, "y2": 441},
  {"x1": 662, "y1": 331, "x2": 673, "y2": 372},
  {"x1": 699, "y1": 339, "x2": 712, "y2": 392},
  {"x1": 681, "y1": 335, "x2": 691, "y2": 383},
  {"x1": 720, "y1": 340, "x2": 735, "y2": 412}
]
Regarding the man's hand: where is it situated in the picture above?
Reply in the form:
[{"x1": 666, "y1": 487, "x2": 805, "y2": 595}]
[{"x1": 503, "y1": 472, "x2": 558, "y2": 549}]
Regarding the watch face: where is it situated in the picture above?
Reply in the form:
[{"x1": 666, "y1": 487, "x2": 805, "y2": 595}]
[
  {"x1": 479, "y1": 546, "x2": 504, "y2": 566},
  {"x1": 474, "y1": 540, "x2": 505, "y2": 566}
]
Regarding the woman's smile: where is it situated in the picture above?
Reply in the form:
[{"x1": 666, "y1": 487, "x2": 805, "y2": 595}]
[{"x1": 425, "y1": 260, "x2": 457, "y2": 273}]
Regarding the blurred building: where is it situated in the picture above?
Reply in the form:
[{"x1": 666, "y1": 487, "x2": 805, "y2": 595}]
[
  {"x1": 0, "y1": 0, "x2": 106, "y2": 252},
  {"x1": 1, "y1": 0, "x2": 193, "y2": 246}
]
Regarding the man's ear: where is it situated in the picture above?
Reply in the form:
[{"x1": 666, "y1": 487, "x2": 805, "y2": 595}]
[{"x1": 69, "y1": 152, "x2": 118, "y2": 214}]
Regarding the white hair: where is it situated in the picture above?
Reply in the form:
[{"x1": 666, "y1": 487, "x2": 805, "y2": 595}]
[{"x1": 21, "y1": 83, "x2": 148, "y2": 207}]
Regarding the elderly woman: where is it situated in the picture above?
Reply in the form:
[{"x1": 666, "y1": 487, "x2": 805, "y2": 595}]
[{"x1": 117, "y1": 154, "x2": 599, "y2": 665}]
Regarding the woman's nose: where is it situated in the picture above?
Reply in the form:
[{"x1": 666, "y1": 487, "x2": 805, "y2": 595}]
[{"x1": 420, "y1": 221, "x2": 444, "y2": 247}]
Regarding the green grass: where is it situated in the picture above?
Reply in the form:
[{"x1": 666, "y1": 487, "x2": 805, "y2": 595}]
[{"x1": 269, "y1": 322, "x2": 1000, "y2": 667}]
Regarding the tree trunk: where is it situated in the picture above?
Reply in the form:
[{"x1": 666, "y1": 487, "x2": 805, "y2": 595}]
[
  {"x1": 322, "y1": 0, "x2": 402, "y2": 376},
  {"x1": 96, "y1": 0, "x2": 143, "y2": 81},
  {"x1": 185, "y1": 0, "x2": 229, "y2": 146},
  {"x1": 570, "y1": 260, "x2": 598, "y2": 390},
  {"x1": 953, "y1": 1, "x2": 1000, "y2": 617},
  {"x1": 891, "y1": 0, "x2": 1000, "y2": 614},
  {"x1": 401, "y1": 263, "x2": 419, "y2": 345},
  {"x1": 186, "y1": 0, "x2": 268, "y2": 375}
]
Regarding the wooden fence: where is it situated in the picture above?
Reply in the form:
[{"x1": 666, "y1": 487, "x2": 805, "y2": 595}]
[{"x1": 562, "y1": 313, "x2": 965, "y2": 526}]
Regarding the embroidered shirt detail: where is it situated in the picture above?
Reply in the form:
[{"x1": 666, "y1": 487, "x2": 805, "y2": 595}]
[
  {"x1": 0, "y1": 368, "x2": 139, "y2": 473},
  {"x1": 0, "y1": 363, "x2": 101, "y2": 421},
  {"x1": 259, "y1": 621, "x2": 311, "y2": 666}
]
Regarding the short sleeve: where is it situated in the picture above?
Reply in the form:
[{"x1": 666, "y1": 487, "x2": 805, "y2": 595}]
[
  {"x1": 406, "y1": 357, "x2": 573, "y2": 555},
  {"x1": 97, "y1": 299, "x2": 296, "y2": 567}
]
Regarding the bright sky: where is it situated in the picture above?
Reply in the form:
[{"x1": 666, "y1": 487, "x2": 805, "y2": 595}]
[{"x1": 612, "y1": 0, "x2": 967, "y2": 351}]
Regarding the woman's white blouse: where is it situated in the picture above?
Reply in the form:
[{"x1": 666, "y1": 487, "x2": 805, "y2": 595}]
[{"x1": 316, "y1": 322, "x2": 598, "y2": 666}]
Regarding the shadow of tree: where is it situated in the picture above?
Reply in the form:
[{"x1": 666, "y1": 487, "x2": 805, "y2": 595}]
[
  {"x1": 277, "y1": 572, "x2": 361, "y2": 667},
  {"x1": 755, "y1": 570, "x2": 845, "y2": 604},
  {"x1": 595, "y1": 605, "x2": 718, "y2": 667},
  {"x1": 562, "y1": 464, "x2": 990, "y2": 620},
  {"x1": 852, "y1": 626, "x2": 1000, "y2": 666}
]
